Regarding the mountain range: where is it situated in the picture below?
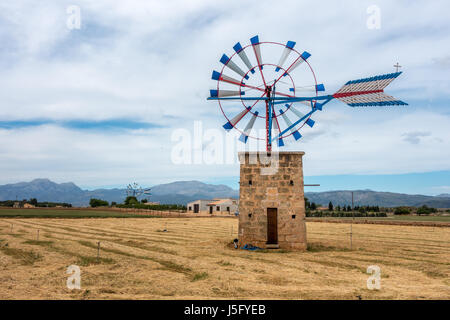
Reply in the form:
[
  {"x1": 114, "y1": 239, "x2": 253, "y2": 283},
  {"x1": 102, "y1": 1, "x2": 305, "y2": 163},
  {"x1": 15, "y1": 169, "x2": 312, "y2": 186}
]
[{"x1": 0, "y1": 179, "x2": 449, "y2": 208}]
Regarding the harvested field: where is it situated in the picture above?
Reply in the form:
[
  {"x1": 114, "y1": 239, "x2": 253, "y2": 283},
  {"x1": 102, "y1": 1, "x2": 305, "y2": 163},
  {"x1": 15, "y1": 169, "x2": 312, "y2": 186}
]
[{"x1": 0, "y1": 218, "x2": 449, "y2": 299}]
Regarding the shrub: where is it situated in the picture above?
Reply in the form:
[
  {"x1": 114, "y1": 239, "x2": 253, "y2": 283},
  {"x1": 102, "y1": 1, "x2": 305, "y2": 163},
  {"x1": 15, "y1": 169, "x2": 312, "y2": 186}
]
[
  {"x1": 394, "y1": 207, "x2": 411, "y2": 215},
  {"x1": 89, "y1": 198, "x2": 109, "y2": 207},
  {"x1": 416, "y1": 205, "x2": 437, "y2": 215}
]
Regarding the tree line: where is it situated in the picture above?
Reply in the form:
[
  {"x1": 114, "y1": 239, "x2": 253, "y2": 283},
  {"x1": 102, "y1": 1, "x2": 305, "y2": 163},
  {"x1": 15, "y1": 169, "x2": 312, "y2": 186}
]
[
  {"x1": 89, "y1": 196, "x2": 186, "y2": 211},
  {"x1": 0, "y1": 198, "x2": 72, "y2": 207},
  {"x1": 304, "y1": 197, "x2": 438, "y2": 216}
]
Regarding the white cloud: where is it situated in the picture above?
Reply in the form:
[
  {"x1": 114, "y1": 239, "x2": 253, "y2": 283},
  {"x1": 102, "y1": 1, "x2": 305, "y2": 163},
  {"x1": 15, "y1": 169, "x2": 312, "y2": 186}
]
[{"x1": 0, "y1": 0, "x2": 449, "y2": 187}]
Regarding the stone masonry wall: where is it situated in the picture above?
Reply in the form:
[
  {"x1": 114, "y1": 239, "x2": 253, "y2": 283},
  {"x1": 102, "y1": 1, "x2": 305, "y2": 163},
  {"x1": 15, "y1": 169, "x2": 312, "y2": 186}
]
[{"x1": 238, "y1": 152, "x2": 307, "y2": 250}]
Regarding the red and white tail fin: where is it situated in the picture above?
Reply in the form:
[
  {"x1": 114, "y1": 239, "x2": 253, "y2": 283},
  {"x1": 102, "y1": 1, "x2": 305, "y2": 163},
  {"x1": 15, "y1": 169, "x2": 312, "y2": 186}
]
[{"x1": 333, "y1": 72, "x2": 407, "y2": 107}]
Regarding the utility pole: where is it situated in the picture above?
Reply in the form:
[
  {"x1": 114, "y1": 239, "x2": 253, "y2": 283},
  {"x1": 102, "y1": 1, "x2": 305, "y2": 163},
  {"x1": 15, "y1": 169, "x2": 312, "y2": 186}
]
[{"x1": 350, "y1": 191, "x2": 354, "y2": 250}]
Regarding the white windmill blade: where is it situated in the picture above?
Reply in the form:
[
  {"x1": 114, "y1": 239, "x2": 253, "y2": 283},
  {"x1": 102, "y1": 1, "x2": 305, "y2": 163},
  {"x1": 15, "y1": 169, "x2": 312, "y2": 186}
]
[
  {"x1": 284, "y1": 51, "x2": 311, "y2": 76},
  {"x1": 223, "y1": 107, "x2": 250, "y2": 131},
  {"x1": 220, "y1": 54, "x2": 249, "y2": 80},
  {"x1": 279, "y1": 109, "x2": 302, "y2": 140},
  {"x1": 271, "y1": 110, "x2": 284, "y2": 147},
  {"x1": 289, "y1": 84, "x2": 325, "y2": 92},
  {"x1": 250, "y1": 35, "x2": 263, "y2": 70},
  {"x1": 239, "y1": 111, "x2": 259, "y2": 143},
  {"x1": 288, "y1": 105, "x2": 315, "y2": 128},
  {"x1": 209, "y1": 89, "x2": 244, "y2": 98},
  {"x1": 211, "y1": 71, "x2": 244, "y2": 86},
  {"x1": 233, "y1": 42, "x2": 255, "y2": 74},
  {"x1": 276, "y1": 41, "x2": 296, "y2": 72}
]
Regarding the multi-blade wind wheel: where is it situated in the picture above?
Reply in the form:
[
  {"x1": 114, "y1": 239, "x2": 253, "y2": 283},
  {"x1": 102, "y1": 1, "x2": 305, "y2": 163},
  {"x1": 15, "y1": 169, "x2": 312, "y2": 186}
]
[{"x1": 207, "y1": 36, "x2": 407, "y2": 152}]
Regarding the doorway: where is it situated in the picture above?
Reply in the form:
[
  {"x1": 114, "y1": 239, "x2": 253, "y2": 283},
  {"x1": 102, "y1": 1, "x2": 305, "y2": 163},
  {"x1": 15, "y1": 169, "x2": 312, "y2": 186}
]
[
  {"x1": 267, "y1": 208, "x2": 278, "y2": 244},
  {"x1": 209, "y1": 206, "x2": 213, "y2": 214},
  {"x1": 193, "y1": 204, "x2": 199, "y2": 213}
]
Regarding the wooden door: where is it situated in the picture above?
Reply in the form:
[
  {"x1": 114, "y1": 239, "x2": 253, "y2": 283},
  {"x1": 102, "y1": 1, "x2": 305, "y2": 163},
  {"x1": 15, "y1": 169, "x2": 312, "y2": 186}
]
[
  {"x1": 193, "y1": 204, "x2": 199, "y2": 213},
  {"x1": 209, "y1": 206, "x2": 213, "y2": 214},
  {"x1": 267, "y1": 208, "x2": 278, "y2": 244}
]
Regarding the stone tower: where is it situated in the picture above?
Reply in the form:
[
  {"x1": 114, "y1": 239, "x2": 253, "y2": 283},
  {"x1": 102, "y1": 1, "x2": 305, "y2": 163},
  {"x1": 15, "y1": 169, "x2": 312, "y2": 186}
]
[{"x1": 238, "y1": 151, "x2": 307, "y2": 250}]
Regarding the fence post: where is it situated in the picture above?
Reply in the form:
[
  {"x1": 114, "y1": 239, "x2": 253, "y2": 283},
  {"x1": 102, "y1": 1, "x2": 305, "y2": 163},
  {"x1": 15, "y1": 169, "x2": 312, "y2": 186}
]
[{"x1": 97, "y1": 241, "x2": 101, "y2": 263}]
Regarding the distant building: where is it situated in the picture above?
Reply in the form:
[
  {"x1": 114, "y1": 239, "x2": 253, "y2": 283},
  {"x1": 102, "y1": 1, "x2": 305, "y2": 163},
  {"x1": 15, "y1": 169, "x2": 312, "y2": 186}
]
[
  {"x1": 186, "y1": 200, "x2": 211, "y2": 214},
  {"x1": 23, "y1": 203, "x2": 35, "y2": 208},
  {"x1": 206, "y1": 198, "x2": 238, "y2": 215},
  {"x1": 142, "y1": 201, "x2": 160, "y2": 206}
]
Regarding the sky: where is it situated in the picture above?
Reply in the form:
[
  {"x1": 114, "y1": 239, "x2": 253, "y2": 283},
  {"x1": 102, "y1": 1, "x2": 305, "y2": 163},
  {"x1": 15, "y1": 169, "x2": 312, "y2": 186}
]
[{"x1": 0, "y1": 0, "x2": 449, "y2": 195}]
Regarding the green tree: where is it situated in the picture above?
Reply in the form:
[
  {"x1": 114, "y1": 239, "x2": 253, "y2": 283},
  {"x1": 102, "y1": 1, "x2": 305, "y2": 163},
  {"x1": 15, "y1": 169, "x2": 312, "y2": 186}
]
[
  {"x1": 29, "y1": 198, "x2": 38, "y2": 206},
  {"x1": 394, "y1": 206, "x2": 411, "y2": 215},
  {"x1": 416, "y1": 205, "x2": 436, "y2": 215},
  {"x1": 310, "y1": 202, "x2": 317, "y2": 210},
  {"x1": 89, "y1": 198, "x2": 109, "y2": 207},
  {"x1": 328, "y1": 201, "x2": 334, "y2": 211},
  {"x1": 124, "y1": 196, "x2": 139, "y2": 206}
]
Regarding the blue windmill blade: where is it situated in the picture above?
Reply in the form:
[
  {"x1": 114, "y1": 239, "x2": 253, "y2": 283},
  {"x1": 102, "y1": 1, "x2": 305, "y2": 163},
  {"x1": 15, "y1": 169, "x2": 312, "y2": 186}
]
[
  {"x1": 233, "y1": 42, "x2": 255, "y2": 74},
  {"x1": 239, "y1": 111, "x2": 259, "y2": 143},
  {"x1": 290, "y1": 84, "x2": 325, "y2": 92},
  {"x1": 276, "y1": 41, "x2": 296, "y2": 72},
  {"x1": 212, "y1": 71, "x2": 245, "y2": 86},
  {"x1": 223, "y1": 107, "x2": 251, "y2": 131},
  {"x1": 250, "y1": 35, "x2": 263, "y2": 70},
  {"x1": 288, "y1": 105, "x2": 315, "y2": 128},
  {"x1": 279, "y1": 109, "x2": 302, "y2": 140},
  {"x1": 210, "y1": 89, "x2": 245, "y2": 98},
  {"x1": 220, "y1": 54, "x2": 249, "y2": 80},
  {"x1": 284, "y1": 51, "x2": 311, "y2": 76}
]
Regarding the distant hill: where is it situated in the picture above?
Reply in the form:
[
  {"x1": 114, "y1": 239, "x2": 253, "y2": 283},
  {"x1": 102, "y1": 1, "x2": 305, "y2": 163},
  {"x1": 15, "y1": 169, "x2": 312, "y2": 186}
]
[
  {"x1": 436, "y1": 193, "x2": 450, "y2": 198},
  {"x1": 0, "y1": 179, "x2": 449, "y2": 208},
  {"x1": 304, "y1": 190, "x2": 450, "y2": 208},
  {"x1": 0, "y1": 179, "x2": 238, "y2": 207}
]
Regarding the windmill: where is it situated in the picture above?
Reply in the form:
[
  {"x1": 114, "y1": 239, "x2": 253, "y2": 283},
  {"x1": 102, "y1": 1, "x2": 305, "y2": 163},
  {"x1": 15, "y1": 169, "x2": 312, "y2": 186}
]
[
  {"x1": 207, "y1": 36, "x2": 407, "y2": 152},
  {"x1": 125, "y1": 182, "x2": 151, "y2": 200}
]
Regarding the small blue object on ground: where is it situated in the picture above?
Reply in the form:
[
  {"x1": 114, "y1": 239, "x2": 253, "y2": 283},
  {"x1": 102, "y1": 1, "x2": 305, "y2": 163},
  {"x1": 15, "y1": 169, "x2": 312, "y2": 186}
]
[{"x1": 241, "y1": 244, "x2": 262, "y2": 251}]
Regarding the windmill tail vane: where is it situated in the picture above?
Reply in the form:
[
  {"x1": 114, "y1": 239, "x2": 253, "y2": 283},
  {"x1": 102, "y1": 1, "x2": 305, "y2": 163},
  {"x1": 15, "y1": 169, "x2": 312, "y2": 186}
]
[
  {"x1": 207, "y1": 35, "x2": 407, "y2": 152},
  {"x1": 333, "y1": 72, "x2": 408, "y2": 107}
]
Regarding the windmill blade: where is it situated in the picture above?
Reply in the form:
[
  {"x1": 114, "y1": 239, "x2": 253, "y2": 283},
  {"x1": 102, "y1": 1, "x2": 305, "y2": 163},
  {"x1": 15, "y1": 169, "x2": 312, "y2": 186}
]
[
  {"x1": 220, "y1": 54, "x2": 249, "y2": 80},
  {"x1": 288, "y1": 105, "x2": 315, "y2": 128},
  {"x1": 211, "y1": 71, "x2": 245, "y2": 86},
  {"x1": 276, "y1": 41, "x2": 296, "y2": 72},
  {"x1": 334, "y1": 72, "x2": 408, "y2": 106},
  {"x1": 239, "y1": 111, "x2": 259, "y2": 143},
  {"x1": 272, "y1": 111, "x2": 284, "y2": 147},
  {"x1": 284, "y1": 51, "x2": 311, "y2": 76},
  {"x1": 223, "y1": 107, "x2": 250, "y2": 131},
  {"x1": 250, "y1": 35, "x2": 263, "y2": 70},
  {"x1": 233, "y1": 42, "x2": 255, "y2": 74},
  {"x1": 210, "y1": 89, "x2": 244, "y2": 98},
  {"x1": 279, "y1": 109, "x2": 302, "y2": 140},
  {"x1": 290, "y1": 84, "x2": 325, "y2": 92}
]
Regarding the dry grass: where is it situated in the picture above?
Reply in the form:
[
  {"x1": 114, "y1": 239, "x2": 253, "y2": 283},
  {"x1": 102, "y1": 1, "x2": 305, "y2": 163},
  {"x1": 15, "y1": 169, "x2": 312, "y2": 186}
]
[{"x1": 0, "y1": 218, "x2": 448, "y2": 300}]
